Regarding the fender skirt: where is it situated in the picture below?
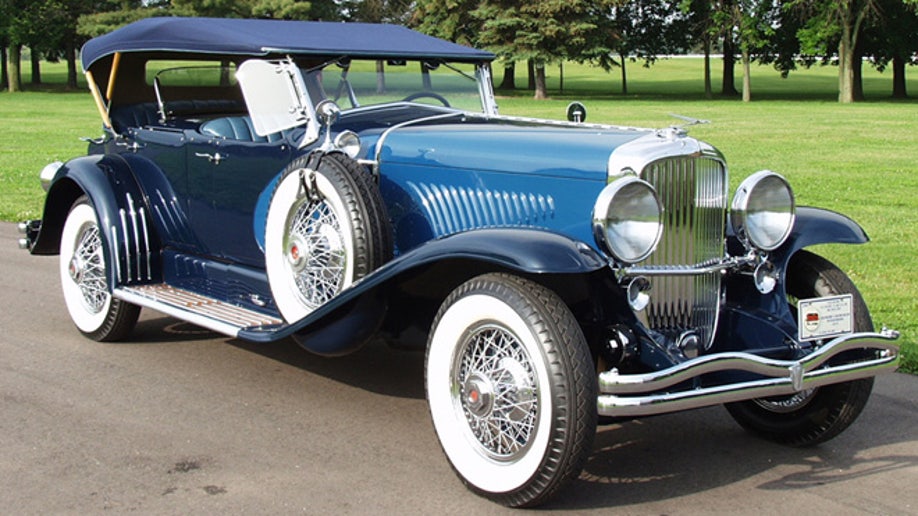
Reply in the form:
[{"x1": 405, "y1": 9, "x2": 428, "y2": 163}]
[{"x1": 239, "y1": 228, "x2": 609, "y2": 354}]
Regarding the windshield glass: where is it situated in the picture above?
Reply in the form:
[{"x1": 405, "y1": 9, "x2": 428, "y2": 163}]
[{"x1": 304, "y1": 59, "x2": 486, "y2": 112}]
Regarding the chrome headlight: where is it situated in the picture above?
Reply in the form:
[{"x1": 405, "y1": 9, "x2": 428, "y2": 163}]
[
  {"x1": 593, "y1": 177, "x2": 663, "y2": 264},
  {"x1": 40, "y1": 161, "x2": 64, "y2": 192},
  {"x1": 334, "y1": 130, "x2": 361, "y2": 158},
  {"x1": 731, "y1": 170, "x2": 795, "y2": 251}
]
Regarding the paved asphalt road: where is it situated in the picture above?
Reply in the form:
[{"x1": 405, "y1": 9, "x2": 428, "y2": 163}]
[{"x1": 2, "y1": 221, "x2": 916, "y2": 514}]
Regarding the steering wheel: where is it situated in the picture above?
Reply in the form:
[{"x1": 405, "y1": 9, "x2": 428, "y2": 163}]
[{"x1": 402, "y1": 92, "x2": 451, "y2": 107}]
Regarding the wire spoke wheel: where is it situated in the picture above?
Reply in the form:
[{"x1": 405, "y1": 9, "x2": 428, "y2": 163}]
[
  {"x1": 59, "y1": 198, "x2": 139, "y2": 341},
  {"x1": 287, "y1": 196, "x2": 347, "y2": 309},
  {"x1": 426, "y1": 273, "x2": 596, "y2": 507},
  {"x1": 454, "y1": 324, "x2": 539, "y2": 461},
  {"x1": 69, "y1": 221, "x2": 108, "y2": 314},
  {"x1": 266, "y1": 153, "x2": 392, "y2": 323}
]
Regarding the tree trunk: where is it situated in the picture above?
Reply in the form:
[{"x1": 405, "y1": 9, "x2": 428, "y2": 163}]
[
  {"x1": 852, "y1": 53, "x2": 864, "y2": 101},
  {"x1": 421, "y1": 62, "x2": 432, "y2": 90},
  {"x1": 620, "y1": 52, "x2": 628, "y2": 95},
  {"x1": 837, "y1": 33, "x2": 855, "y2": 103},
  {"x1": 8, "y1": 44, "x2": 21, "y2": 92},
  {"x1": 66, "y1": 42, "x2": 78, "y2": 89},
  {"x1": 721, "y1": 37, "x2": 739, "y2": 97},
  {"x1": 891, "y1": 55, "x2": 907, "y2": 98},
  {"x1": 703, "y1": 35, "x2": 712, "y2": 99},
  {"x1": 527, "y1": 59, "x2": 535, "y2": 90},
  {"x1": 375, "y1": 60, "x2": 385, "y2": 94},
  {"x1": 498, "y1": 63, "x2": 515, "y2": 90},
  {"x1": 741, "y1": 49, "x2": 752, "y2": 102},
  {"x1": 559, "y1": 62, "x2": 563, "y2": 93},
  {"x1": 533, "y1": 64, "x2": 547, "y2": 100},
  {"x1": 30, "y1": 50, "x2": 41, "y2": 85},
  {"x1": 1, "y1": 45, "x2": 8, "y2": 89}
]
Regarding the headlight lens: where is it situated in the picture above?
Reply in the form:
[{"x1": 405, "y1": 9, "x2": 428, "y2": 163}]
[
  {"x1": 593, "y1": 177, "x2": 663, "y2": 264},
  {"x1": 731, "y1": 170, "x2": 795, "y2": 251},
  {"x1": 334, "y1": 130, "x2": 361, "y2": 159}
]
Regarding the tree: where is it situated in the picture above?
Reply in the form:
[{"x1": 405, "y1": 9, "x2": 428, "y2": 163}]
[
  {"x1": 4, "y1": 0, "x2": 43, "y2": 92},
  {"x1": 792, "y1": 0, "x2": 882, "y2": 103},
  {"x1": 861, "y1": 0, "x2": 918, "y2": 98},
  {"x1": 715, "y1": 0, "x2": 778, "y2": 102},
  {"x1": 171, "y1": 0, "x2": 338, "y2": 20},
  {"x1": 0, "y1": 0, "x2": 10, "y2": 89},
  {"x1": 411, "y1": 0, "x2": 482, "y2": 48},
  {"x1": 344, "y1": 0, "x2": 413, "y2": 23},
  {"x1": 471, "y1": 0, "x2": 616, "y2": 99},
  {"x1": 682, "y1": 0, "x2": 716, "y2": 97},
  {"x1": 411, "y1": 0, "x2": 507, "y2": 86},
  {"x1": 611, "y1": 0, "x2": 691, "y2": 95}
]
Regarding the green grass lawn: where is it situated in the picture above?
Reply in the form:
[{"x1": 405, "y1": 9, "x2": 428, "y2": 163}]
[{"x1": 1, "y1": 58, "x2": 915, "y2": 371}]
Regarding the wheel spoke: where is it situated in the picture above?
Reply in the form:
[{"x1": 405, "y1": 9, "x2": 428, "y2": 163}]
[
  {"x1": 289, "y1": 197, "x2": 347, "y2": 308},
  {"x1": 454, "y1": 325, "x2": 539, "y2": 461},
  {"x1": 72, "y1": 222, "x2": 109, "y2": 314}
]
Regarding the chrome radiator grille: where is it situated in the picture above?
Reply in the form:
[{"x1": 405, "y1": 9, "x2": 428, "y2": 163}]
[{"x1": 640, "y1": 156, "x2": 727, "y2": 347}]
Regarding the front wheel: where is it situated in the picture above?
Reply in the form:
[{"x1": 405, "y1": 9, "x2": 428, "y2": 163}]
[
  {"x1": 725, "y1": 250, "x2": 875, "y2": 446},
  {"x1": 426, "y1": 273, "x2": 597, "y2": 507},
  {"x1": 59, "y1": 197, "x2": 139, "y2": 341}
]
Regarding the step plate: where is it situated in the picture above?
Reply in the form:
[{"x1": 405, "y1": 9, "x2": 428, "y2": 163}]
[{"x1": 117, "y1": 284, "x2": 282, "y2": 336}]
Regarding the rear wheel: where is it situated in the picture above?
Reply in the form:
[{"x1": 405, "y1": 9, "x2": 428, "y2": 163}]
[
  {"x1": 426, "y1": 273, "x2": 597, "y2": 507},
  {"x1": 725, "y1": 250, "x2": 874, "y2": 446},
  {"x1": 59, "y1": 197, "x2": 139, "y2": 341}
]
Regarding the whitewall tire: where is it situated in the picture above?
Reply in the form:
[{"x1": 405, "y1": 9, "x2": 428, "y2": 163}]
[
  {"x1": 59, "y1": 198, "x2": 139, "y2": 341},
  {"x1": 426, "y1": 273, "x2": 596, "y2": 507},
  {"x1": 265, "y1": 153, "x2": 391, "y2": 322}
]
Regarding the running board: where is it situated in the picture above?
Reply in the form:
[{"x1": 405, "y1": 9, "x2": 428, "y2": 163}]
[{"x1": 115, "y1": 284, "x2": 284, "y2": 338}]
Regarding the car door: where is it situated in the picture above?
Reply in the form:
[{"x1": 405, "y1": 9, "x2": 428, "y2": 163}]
[{"x1": 185, "y1": 129, "x2": 293, "y2": 267}]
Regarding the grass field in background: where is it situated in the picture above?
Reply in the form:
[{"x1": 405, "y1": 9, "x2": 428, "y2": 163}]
[{"x1": 1, "y1": 58, "x2": 915, "y2": 371}]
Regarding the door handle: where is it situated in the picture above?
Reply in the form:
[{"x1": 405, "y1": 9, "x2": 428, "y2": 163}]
[{"x1": 195, "y1": 152, "x2": 227, "y2": 165}]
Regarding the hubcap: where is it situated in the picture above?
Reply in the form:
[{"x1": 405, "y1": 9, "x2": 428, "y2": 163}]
[
  {"x1": 463, "y1": 373, "x2": 495, "y2": 418},
  {"x1": 69, "y1": 255, "x2": 84, "y2": 283},
  {"x1": 453, "y1": 325, "x2": 538, "y2": 461}
]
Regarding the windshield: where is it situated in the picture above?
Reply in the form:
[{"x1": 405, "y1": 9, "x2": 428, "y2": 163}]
[{"x1": 304, "y1": 59, "x2": 488, "y2": 113}]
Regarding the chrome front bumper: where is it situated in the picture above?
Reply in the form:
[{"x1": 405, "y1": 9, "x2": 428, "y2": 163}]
[{"x1": 597, "y1": 328, "x2": 900, "y2": 417}]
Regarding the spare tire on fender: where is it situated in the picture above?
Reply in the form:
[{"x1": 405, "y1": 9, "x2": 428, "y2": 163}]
[{"x1": 264, "y1": 152, "x2": 392, "y2": 323}]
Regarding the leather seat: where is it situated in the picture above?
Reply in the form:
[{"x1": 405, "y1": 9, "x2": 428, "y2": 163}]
[{"x1": 200, "y1": 116, "x2": 284, "y2": 143}]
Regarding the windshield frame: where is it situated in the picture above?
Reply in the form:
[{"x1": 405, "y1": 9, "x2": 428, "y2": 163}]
[{"x1": 302, "y1": 58, "x2": 498, "y2": 116}]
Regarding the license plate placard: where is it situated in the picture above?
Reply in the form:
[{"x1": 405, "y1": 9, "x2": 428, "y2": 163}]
[{"x1": 798, "y1": 294, "x2": 854, "y2": 341}]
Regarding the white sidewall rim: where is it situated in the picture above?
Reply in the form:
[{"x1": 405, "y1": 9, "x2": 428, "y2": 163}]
[
  {"x1": 265, "y1": 169, "x2": 356, "y2": 322},
  {"x1": 60, "y1": 203, "x2": 112, "y2": 333},
  {"x1": 427, "y1": 294, "x2": 553, "y2": 494}
]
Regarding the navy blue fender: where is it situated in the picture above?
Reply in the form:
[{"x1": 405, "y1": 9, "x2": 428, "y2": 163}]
[
  {"x1": 240, "y1": 228, "x2": 610, "y2": 354},
  {"x1": 717, "y1": 206, "x2": 870, "y2": 355},
  {"x1": 772, "y1": 206, "x2": 869, "y2": 269},
  {"x1": 31, "y1": 154, "x2": 162, "y2": 287}
]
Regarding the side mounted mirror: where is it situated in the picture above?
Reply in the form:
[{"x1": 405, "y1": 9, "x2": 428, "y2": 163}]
[{"x1": 566, "y1": 101, "x2": 587, "y2": 123}]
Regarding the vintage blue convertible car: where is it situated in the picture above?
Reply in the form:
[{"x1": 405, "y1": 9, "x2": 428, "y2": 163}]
[{"x1": 19, "y1": 17, "x2": 900, "y2": 507}]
